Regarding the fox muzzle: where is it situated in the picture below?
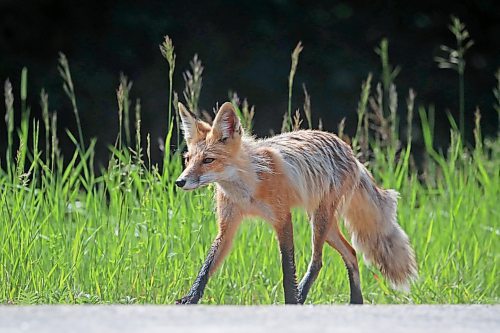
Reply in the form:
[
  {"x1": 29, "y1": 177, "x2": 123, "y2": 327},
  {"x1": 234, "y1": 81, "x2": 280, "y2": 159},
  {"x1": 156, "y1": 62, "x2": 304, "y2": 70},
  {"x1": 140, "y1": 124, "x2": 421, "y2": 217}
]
[{"x1": 175, "y1": 178, "x2": 186, "y2": 188}]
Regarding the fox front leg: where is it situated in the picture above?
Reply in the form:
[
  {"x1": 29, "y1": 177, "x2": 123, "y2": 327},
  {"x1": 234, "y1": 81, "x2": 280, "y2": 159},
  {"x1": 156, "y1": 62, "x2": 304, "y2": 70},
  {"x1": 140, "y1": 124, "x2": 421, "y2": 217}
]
[
  {"x1": 176, "y1": 198, "x2": 242, "y2": 304},
  {"x1": 176, "y1": 237, "x2": 221, "y2": 304},
  {"x1": 275, "y1": 213, "x2": 300, "y2": 304}
]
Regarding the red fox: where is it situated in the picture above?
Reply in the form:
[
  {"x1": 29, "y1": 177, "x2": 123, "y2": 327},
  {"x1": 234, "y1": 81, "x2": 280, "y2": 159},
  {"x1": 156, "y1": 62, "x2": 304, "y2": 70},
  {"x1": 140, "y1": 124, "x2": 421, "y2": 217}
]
[{"x1": 175, "y1": 101, "x2": 417, "y2": 304}]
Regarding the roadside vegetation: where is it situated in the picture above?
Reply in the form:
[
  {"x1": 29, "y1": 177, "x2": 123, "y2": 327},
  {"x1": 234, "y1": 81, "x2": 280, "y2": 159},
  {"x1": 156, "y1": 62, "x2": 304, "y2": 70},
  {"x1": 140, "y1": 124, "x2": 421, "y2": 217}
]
[{"x1": 1, "y1": 17, "x2": 498, "y2": 304}]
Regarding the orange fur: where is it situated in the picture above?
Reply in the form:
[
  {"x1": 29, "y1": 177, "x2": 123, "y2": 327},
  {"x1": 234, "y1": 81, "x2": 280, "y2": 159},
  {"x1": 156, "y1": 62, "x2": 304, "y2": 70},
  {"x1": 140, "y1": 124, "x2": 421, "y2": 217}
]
[{"x1": 175, "y1": 101, "x2": 417, "y2": 304}]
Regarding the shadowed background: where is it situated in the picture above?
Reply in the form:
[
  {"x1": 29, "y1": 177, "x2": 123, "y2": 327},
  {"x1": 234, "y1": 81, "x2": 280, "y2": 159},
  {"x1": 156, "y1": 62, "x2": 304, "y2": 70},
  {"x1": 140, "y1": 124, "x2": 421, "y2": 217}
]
[{"x1": 0, "y1": 0, "x2": 498, "y2": 165}]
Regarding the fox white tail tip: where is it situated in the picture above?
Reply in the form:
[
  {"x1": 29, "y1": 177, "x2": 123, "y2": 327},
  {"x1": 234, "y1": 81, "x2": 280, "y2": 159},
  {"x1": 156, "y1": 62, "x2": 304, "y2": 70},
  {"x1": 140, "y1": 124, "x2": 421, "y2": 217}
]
[{"x1": 391, "y1": 281, "x2": 410, "y2": 293}]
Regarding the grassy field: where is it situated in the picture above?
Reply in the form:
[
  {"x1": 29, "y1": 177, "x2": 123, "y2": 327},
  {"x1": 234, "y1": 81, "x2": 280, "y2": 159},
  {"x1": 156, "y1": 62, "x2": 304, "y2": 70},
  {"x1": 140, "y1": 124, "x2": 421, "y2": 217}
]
[{"x1": 1, "y1": 22, "x2": 499, "y2": 305}]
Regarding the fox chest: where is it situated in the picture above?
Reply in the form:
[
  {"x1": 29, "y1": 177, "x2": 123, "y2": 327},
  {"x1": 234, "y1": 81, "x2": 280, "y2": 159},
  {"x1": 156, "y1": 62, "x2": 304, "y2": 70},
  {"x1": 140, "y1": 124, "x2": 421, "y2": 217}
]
[{"x1": 216, "y1": 182, "x2": 276, "y2": 222}]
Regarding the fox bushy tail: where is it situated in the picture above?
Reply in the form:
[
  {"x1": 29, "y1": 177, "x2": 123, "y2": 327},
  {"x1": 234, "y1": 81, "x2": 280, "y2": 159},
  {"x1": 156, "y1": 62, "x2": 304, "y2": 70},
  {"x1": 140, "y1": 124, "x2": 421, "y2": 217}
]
[{"x1": 344, "y1": 162, "x2": 418, "y2": 290}]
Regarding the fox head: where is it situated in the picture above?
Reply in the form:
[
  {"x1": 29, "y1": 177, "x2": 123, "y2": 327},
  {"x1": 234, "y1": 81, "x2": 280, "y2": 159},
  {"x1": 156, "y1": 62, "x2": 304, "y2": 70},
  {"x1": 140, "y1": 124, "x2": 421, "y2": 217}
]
[{"x1": 175, "y1": 102, "x2": 244, "y2": 190}]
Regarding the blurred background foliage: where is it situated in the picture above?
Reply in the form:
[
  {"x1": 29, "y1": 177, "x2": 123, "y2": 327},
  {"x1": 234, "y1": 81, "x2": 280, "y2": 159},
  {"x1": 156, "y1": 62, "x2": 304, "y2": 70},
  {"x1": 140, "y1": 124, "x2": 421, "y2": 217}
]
[{"x1": 0, "y1": 0, "x2": 498, "y2": 165}]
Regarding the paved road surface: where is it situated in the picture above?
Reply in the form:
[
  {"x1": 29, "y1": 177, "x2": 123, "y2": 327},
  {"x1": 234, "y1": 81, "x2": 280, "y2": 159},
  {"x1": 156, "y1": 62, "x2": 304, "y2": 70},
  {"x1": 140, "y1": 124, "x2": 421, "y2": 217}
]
[{"x1": 0, "y1": 305, "x2": 498, "y2": 333}]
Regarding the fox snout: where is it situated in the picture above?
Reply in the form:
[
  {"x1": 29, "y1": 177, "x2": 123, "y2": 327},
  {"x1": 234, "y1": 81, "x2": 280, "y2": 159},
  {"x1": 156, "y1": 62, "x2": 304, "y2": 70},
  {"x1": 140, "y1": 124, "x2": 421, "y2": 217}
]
[
  {"x1": 175, "y1": 175, "x2": 196, "y2": 190},
  {"x1": 175, "y1": 178, "x2": 186, "y2": 188},
  {"x1": 175, "y1": 172, "x2": 200, "y2": 190}
]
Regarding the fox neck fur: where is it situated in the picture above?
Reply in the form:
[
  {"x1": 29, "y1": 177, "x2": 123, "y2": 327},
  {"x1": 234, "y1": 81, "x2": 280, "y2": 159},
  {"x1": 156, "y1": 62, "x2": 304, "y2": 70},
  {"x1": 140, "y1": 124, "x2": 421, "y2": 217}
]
[{"x1": 215, "y1": 139, "x2": 281, "y2": 222}]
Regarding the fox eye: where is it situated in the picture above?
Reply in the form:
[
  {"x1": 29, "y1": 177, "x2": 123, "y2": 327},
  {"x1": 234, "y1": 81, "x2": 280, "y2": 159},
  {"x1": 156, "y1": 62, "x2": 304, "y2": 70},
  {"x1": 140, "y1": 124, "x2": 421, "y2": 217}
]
[{"x1": 202, "y1": 157, "x2": 215, "y2": 164}]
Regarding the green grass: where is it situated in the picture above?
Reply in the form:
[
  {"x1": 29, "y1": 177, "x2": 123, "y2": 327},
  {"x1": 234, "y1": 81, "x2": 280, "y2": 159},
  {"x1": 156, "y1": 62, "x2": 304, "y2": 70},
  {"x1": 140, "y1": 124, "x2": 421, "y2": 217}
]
[{"x1": 1, "y1": 23, "x2": 499, "y2": 305}]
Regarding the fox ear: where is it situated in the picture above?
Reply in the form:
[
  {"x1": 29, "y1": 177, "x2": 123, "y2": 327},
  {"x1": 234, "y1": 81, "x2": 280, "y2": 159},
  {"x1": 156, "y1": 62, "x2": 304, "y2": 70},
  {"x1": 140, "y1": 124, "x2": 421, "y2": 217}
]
[
  {"x1": 212, "y1": 102, "x2": 242, "y2": 142},
  {"x1": 178, "y1": 102, "x2": 210, "y2": 144}
]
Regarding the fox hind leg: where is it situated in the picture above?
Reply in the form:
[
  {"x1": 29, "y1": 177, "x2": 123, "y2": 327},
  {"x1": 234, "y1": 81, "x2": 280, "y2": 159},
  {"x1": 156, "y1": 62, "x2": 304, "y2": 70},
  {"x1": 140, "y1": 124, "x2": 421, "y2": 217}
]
[
  {"x1": 326, "y1": 221, "x2": 363, "y2": 304},
  {"x1": 297, "y1": 201, "x2": 336, "y2": 304}
]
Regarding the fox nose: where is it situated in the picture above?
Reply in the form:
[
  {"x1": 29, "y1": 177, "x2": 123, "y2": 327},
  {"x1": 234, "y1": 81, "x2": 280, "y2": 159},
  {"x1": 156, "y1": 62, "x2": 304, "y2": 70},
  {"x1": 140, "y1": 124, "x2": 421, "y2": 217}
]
[{"x1": 175, "y1": 179, "x2": 186, "y2": 188}]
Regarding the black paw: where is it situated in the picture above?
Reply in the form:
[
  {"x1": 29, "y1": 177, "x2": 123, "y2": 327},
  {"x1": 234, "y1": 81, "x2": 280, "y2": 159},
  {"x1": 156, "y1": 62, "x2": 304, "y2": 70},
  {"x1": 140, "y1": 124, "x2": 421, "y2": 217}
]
[
  {"x1": 175, "y1": 294, "x2": 200, "y2": 305},
  {"x1": 349, "y1": 296, "x2": 363, "y2": 305}
]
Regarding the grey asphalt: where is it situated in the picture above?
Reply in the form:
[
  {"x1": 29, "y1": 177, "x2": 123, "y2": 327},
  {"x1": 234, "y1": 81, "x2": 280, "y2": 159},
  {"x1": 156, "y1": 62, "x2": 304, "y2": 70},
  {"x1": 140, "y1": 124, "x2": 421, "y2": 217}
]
[{"x1": 0, "y1": 305, "x2": 498, "y2": 333}]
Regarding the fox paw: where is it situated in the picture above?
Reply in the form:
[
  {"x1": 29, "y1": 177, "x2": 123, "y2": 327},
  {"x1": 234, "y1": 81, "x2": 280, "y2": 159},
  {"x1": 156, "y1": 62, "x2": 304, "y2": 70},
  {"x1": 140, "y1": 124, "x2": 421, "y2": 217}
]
[{"x1": 175, "y1": 294, "x2": 200, "y2": 305}]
